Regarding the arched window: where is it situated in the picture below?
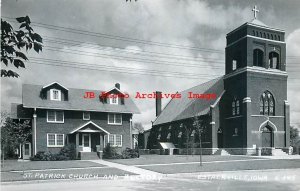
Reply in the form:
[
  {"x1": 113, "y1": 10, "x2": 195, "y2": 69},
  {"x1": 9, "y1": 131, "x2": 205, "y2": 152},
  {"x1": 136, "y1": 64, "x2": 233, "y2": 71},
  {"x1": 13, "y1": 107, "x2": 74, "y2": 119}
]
[
  {"x1": 260, "y1": 32, "x2": 262, "y2": 37},
  {"x1": 269, "y1": 52, "x2": 280, "y2": 69},
  {"x1": 236, "y1": 100, "x2": 240, "y2": 115},
  {"x1": 278, "y1": 36, "x2": 280, "y2": 41},
  {"x1": 232, "y1": 98, "x2": 240, "y2": 116},
  {"x1": 259, "y1": 91, "x2": 275, "y2": 116},
  {"x1": 271, "y1": 34, "x2": 273, "y2": 40},
  {"x1": 232, "y1": 101, "x2": 236, "y2": 116},
  {"x1": 253, "y1": 49, "x2": 264, "y2": 67},
  {"x1": 263, "y1": 33, "x2": 266, "y2": 38},
  {"x1": 267, "y1": 34, "x2": 270, "y2": 39}
]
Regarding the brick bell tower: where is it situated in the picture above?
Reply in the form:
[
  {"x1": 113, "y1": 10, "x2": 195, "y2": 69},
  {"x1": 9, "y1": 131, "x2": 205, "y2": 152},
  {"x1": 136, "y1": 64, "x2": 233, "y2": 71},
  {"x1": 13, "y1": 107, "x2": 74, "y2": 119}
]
[{"x1": 220, "y1": 6, "x2": 290, "y2": 155}]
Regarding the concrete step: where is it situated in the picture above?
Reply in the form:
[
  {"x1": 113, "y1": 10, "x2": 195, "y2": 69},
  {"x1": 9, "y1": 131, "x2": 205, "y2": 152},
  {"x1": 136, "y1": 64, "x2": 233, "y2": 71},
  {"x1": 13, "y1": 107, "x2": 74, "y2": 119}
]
[
  {"x1": 213, "y1": 149, "x2": 231, "y2": 156},
  {"x1": 80, "y1": 152, "x2": 100, "y2": 160},
  {"x1": 272, "y1": 149, "x2": 288, "y2": 156}
]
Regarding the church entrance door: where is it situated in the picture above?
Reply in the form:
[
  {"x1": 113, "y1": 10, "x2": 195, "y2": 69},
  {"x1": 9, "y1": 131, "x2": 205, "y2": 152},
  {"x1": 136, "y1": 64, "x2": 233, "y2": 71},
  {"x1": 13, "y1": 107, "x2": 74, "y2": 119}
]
[{"x1": 262, "y1": 126, "x2": 273, "y2": 148}]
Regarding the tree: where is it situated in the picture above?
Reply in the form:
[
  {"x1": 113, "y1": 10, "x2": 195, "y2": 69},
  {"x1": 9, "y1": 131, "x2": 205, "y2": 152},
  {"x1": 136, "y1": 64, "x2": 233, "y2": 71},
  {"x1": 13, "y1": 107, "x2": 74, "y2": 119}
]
[
  {"x1": 1, "y1": 16, "x2": 43, "y2": 78},
  {"x1": 180, "y1": 123, "x2": 190, "y2": 156},
  {"x1": 1, "y1": 117, "x2": 31, "y2": 162},
  {"x1": 290, "y1": 126, "x2": 300, "y2": 145},
  {"x1": 193, "y1": 115, "x2": 205, "y2": 166},
  {"x1": 133, "y1": 122, "x2": 144, "y2": 133}
]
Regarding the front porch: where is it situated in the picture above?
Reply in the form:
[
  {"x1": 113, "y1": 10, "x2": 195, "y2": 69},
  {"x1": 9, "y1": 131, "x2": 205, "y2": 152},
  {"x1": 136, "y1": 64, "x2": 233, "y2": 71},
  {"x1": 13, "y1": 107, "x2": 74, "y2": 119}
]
[{"x1": 68, "y1": 121, "x2": 110, "y2": 159}]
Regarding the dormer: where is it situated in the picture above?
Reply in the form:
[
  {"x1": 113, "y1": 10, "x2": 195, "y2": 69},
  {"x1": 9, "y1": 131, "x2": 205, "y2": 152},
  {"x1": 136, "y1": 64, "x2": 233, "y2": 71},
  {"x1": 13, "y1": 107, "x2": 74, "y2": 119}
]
[
  {"x1": 40, "y1": 82, "x2": 69, "y2": 101},
  {"x1": 100, "y1": 83, "x2": 127, "y2": 105}
]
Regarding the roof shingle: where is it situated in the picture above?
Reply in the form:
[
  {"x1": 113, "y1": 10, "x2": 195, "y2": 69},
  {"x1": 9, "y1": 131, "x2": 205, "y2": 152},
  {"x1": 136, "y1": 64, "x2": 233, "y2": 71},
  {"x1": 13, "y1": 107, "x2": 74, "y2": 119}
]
[
  {"x1": 153, "y1": 77, "x2": 224, "y2": 126},
  {"x1": 22, "y1": 84, "x2": 140, "y2": 114}
]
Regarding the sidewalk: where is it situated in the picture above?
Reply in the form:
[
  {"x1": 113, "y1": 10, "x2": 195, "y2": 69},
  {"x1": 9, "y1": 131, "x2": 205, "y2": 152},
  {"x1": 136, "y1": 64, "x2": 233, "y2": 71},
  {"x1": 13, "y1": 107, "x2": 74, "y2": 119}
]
[{"x1": 89, "y1": 160, "x2": 163, "y2": 176}]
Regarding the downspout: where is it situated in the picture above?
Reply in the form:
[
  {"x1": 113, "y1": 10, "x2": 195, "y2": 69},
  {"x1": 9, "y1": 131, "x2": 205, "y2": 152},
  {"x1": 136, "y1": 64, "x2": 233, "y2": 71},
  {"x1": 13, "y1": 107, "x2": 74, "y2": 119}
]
[
  {"x1": 130, "y1": 117, "x2": 132, "y2": 149},
  {"x1": 33, "y1": 108, "x2": 37, "y2": 155}
]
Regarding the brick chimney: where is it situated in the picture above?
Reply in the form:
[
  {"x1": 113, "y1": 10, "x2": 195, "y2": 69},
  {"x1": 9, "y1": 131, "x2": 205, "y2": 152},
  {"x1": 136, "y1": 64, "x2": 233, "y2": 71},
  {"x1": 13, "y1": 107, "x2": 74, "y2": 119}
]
[
  {"x1": 115, "y1": 83, "x2": 120, "y2": 90},
  {"x1": 156, "y1": 91, "x2": 162, "y2": 117}
]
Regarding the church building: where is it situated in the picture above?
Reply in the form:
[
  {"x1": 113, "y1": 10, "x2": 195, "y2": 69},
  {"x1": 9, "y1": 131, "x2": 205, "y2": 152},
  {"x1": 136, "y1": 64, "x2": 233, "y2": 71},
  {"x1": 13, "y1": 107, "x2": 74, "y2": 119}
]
[{"x1": 148, "y1": 7, "x2": 290, "y2": 155}]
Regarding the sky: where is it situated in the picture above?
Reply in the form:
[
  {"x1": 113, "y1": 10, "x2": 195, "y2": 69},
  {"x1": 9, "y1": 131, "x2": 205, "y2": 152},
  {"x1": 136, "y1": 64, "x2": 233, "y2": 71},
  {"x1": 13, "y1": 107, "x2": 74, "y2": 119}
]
[{"x1": 1, "y1": 0, "x2": 300, "y2": 130}]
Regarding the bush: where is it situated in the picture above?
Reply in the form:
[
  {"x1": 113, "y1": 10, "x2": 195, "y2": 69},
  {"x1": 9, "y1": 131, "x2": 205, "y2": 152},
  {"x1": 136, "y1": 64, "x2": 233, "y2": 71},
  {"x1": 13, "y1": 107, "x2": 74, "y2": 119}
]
[
  {"x1": 30, "y1": 151, "x2": 53, "y2": 161},
  {"x1": 103, "y1": 143, "x2": 122, "y2": 159},
  {"x1": 30, "y1": 144, "x2": 77, "y2": 161},
  {"x1": 103, "y1": 144, "x2": 139, "y2": 159},
  {"x1": 59, "y1": 143, "x2": 76, "y2": 160},
  {"x1": 121, "y1": 148, "x2": 139, "y2": 159}
]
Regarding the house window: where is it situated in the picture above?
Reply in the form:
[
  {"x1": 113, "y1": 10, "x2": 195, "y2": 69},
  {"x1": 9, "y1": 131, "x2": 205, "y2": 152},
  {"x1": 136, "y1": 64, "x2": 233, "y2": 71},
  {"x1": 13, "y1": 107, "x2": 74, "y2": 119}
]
[
  {"x1": 47, "y1": 134, "x2": 64, "y2": 147},
  {"x1": 50, "y1": 89, "x2": 61, "y2": 101},
  {"x1": 109, "y1": 94, "x2": 118, "y2": 105},
  {"x1": 259, "y1": 91, "x2": 275, "y2": 116},
  {"x1": 104, "y1": 134, "x2": 122, "y2": 147},
  {"x1": 108, "y1": 113, "x2": 122, "y2": 125},
  {"x1": 47, "y1": 110, "x2": 64, "y2": 123},
  {"x1": 83, "y1": 112, "x2": 90, "y2": 120},
  {"x1": 232, "y1": 98, "x2": 240, "y2": 116}
]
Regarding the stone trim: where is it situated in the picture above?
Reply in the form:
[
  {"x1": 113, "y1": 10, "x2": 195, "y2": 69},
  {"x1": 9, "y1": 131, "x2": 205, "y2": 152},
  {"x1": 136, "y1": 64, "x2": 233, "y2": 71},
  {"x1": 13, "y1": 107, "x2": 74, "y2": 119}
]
[
  {"x1": 243, "y1": 97, "x2": 251, "y2": 103},
  {"x1": 224, "y1": 66, "x2": 287, "y2": 80}
]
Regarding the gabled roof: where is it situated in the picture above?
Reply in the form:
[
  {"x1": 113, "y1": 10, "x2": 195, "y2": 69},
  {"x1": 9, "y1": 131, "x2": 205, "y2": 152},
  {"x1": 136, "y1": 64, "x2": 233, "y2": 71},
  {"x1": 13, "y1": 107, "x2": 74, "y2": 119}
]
[
  {"x1": 103, "y1": 86, "x2": 126, "y2": 95},
  {"x1": 153, "y1": 77, "x2": 224, "y2": 126},
  {"x1": 70, "y1": 121, "x2": 110, "y2": 134},
  {"x1": 42, "y1": 82, "x2": 69, "y2": 91},
  {"x1": 22, "y1": 84, "x2": 140, "y2": 114}
]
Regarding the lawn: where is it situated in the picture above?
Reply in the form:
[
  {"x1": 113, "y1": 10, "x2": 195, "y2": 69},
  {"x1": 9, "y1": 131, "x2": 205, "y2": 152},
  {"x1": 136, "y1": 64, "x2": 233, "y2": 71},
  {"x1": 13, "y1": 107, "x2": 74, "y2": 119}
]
[
  {"x1": 138, "y1": 159, "x2": 300, "y2": 174},
  {"x1": 1, "y1": 160, "x2": 104, "y2": 172},
  {"x1": 106, "y1": 155, "x2": 262, "y2": 166}
]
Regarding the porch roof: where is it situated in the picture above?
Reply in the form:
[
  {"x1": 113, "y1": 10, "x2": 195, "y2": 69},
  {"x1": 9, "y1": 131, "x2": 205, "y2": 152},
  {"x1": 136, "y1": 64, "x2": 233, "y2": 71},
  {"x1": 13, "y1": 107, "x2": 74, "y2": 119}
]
[{"x1": 70, "y1": 121, "x2": 110, "y2": 134}]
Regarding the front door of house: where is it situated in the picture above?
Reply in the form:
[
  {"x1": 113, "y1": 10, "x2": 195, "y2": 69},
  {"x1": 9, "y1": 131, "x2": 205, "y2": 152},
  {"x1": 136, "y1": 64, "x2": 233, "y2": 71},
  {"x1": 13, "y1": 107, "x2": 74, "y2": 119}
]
[
  {"x1": 23, "y1": 142, "x2": 31, "y2": 160},
  {"x1": 82, "y1": 134, "x2": 91, "y2": 152}
]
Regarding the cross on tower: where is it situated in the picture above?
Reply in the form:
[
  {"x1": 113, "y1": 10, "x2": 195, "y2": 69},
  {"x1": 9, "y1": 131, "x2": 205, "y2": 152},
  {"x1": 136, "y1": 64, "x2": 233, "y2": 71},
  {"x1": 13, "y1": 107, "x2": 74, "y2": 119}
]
[{"x1": 252, "y1": 5, "x2": 259, "y2": 19}]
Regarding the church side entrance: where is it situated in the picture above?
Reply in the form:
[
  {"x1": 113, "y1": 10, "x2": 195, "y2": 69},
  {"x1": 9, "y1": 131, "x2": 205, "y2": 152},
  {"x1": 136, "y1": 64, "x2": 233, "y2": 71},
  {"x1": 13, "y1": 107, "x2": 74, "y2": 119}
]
[{"x1": 261, "y1": 125, "x2": 273, "y2": 155}]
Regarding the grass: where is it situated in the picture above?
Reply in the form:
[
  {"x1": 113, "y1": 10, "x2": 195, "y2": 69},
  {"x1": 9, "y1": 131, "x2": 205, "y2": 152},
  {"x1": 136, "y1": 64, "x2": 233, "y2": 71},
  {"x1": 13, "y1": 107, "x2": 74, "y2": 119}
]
[
  {"x1": 138, "y1": 159, "x2": 300, "y2": 174},
  {"x1": 106, "y1": 155, "x2": 262, "y2": 166}
]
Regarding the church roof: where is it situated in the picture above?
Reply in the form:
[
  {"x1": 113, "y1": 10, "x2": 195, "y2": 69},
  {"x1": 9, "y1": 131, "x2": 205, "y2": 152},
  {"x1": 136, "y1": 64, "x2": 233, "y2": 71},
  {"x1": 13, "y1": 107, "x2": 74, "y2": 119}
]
[
  {"x1": 248, "y1": 19, "x2": 268, "y2": 27},
  {"x1": 153, "y1": 77, "x2": 224, "y2": 126}
]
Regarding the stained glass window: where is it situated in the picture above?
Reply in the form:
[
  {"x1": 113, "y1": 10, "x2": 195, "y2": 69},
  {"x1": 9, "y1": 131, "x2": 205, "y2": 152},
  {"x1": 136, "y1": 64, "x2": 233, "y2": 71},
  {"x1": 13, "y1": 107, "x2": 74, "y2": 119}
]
[{"x1": 260, "y1": 91, "x2": 275, "y2": 116}]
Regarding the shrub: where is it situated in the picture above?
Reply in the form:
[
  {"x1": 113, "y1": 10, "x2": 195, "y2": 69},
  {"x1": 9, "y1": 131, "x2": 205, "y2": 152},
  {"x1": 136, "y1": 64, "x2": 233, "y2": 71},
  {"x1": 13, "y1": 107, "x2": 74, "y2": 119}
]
[
  {"x1": 30, "y1": 144, "x2": 77, "y2": 161},
  {"x1": 103, "y1": 143, "x2": 122, "y2": 159},
  {"x1": 121, "y1": 148, "x2": 139, "y2": 159},
  {"x1": 59, "y1": 143, "x2": 76, "y2": 160}
]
